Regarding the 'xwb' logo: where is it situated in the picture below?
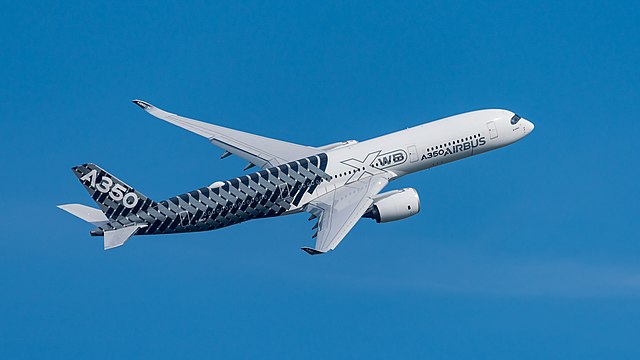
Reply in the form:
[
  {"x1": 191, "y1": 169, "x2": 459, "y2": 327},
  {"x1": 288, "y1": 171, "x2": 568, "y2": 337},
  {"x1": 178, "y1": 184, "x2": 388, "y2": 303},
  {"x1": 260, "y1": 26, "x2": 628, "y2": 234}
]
[{"x1": 372, "y1": 150, "x2": 406, "y2": 169}]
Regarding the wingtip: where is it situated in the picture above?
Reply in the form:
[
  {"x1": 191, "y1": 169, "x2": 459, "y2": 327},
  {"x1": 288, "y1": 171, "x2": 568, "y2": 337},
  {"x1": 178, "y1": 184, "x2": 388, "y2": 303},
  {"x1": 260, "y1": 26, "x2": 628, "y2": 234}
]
[
  {"x1": 132, "y1": 99, "x2": 153, "y2": 110},
  {"x1": 301, "y1": 247, "x2": 325, "y2": 256}
]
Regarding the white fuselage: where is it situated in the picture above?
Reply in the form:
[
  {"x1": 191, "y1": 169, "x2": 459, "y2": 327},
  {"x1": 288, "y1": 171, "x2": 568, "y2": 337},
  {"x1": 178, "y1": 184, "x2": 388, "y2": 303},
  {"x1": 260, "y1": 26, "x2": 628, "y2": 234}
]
[{"x1": 291, "y1": 109, "x2": 534, "y2": 211}]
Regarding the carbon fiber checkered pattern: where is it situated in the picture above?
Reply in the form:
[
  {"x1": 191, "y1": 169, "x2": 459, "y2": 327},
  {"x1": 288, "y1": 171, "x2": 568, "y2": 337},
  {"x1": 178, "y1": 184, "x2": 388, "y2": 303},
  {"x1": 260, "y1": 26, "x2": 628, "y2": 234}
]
[
  {"x1": 75, "y1": 154, "x2": 329, "y2": 235},
  {"x1": 72, "y1": 164, "x2": 158, "y2": 228}
]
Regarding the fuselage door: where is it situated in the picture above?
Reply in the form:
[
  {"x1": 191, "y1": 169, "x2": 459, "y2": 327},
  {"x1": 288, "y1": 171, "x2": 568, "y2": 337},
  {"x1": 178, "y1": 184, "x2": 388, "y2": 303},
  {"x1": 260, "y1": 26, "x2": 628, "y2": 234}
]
[
  {"x1": 487, "y1": 121, "x2": 498, "y2": 139},
  {"x1": 407, "y1": 145, "x2": 419, "y2": 163}
]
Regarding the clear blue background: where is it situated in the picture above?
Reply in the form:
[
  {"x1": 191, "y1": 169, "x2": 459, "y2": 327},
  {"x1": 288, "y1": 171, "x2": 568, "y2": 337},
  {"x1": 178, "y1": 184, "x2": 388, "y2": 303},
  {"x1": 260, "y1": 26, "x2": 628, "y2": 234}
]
[{"x1": 1, "y1": 1, "x2": 639, "y2": 358}]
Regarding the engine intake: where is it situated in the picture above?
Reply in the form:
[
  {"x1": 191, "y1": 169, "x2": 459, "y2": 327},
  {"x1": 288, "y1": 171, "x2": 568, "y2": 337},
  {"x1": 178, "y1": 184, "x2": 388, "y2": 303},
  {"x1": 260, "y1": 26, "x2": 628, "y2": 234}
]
[{"x1": 364, "y1": 188, "x2": 420, "y2": 223}]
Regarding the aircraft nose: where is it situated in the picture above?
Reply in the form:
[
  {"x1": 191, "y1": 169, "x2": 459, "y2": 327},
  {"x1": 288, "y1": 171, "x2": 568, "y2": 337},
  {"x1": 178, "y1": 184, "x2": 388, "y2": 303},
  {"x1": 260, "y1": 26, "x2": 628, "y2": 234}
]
[{"x1": 523, "y1": 119, "x2": 535, "y2": 135}]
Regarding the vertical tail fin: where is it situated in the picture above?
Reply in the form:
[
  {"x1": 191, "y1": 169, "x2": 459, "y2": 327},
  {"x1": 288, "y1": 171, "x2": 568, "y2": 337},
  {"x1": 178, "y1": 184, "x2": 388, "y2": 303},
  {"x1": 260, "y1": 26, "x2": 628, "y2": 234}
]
[{"x1": 72, "y1": 164, "x2": 156, "y2": 221}]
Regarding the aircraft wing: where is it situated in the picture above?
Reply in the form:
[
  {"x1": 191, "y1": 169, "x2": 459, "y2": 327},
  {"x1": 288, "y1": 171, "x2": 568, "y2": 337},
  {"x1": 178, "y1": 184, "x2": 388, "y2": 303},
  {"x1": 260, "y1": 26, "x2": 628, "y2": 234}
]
[
  {"x1": 302, "y1": 175, "x2": 390, "y2": 255},
  {"x1": 132, "y1": 100, "x2": 320, "y2": 169}
]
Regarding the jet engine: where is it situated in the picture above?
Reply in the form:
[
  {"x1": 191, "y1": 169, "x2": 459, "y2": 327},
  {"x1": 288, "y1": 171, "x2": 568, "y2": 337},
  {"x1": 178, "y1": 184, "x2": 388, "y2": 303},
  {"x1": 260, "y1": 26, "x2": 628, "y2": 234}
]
[{"x1": 363, "y1": 188, "x2": 420, "y2": 223}]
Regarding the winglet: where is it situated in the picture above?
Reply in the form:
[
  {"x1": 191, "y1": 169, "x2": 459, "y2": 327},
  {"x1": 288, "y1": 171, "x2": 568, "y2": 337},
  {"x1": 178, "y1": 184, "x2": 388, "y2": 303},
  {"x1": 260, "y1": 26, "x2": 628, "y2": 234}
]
[
  {"x1": 301, "y1": 247, "x2": 325, "y2": 256},
  {"x1": 132, "y1": 99, "x2": 153, "y2": 110}
]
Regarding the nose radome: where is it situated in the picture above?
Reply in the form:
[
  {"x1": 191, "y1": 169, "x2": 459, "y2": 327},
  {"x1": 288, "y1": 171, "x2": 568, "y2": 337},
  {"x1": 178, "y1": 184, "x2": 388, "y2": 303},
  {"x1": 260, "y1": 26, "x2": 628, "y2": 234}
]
[{"x1": 523, "y1": 119, "x2": 535, "y2": 134}]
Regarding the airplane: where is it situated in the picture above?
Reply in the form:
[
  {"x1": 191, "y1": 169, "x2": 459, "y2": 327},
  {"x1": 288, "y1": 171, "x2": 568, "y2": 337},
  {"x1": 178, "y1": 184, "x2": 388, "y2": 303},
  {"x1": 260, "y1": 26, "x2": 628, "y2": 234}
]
[{"x1": 58, "y1": 100, "x2": 534, "y2": 255}]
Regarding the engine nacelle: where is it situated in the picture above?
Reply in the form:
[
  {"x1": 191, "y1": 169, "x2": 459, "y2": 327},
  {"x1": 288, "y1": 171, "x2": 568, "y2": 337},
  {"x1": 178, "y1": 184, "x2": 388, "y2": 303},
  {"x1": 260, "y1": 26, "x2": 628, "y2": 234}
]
[{"x1": 364, "y1": 188, "x2": 420, "y2": 223}]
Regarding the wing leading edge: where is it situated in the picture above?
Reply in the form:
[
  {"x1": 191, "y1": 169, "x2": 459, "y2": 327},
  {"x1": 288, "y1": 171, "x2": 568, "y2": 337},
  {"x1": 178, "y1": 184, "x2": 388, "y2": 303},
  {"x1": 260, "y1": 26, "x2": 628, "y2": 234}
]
[
  {"x1": 302, "y1": 175, "x2": 390, "y2": 255},
  {"x1": 132, "y1": 100, "x2": 320, "y2": 169}
]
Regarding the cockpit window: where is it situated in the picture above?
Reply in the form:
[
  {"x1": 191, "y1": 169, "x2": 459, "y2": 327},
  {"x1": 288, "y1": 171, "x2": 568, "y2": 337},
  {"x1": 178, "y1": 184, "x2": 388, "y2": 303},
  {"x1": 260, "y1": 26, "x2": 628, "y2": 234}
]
[{"x1": 510, "y1": 114, "x2": 521, "y2": 125}]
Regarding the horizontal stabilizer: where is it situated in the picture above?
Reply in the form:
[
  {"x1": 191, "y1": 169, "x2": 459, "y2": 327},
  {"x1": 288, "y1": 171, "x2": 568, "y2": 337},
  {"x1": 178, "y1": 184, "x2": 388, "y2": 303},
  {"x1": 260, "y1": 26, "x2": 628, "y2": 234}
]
[
  {"x1": 58, "y1": 204, "x2": 108, "y2": 226},
  {"x1": 104, "y1": 224, "x2": 146, "y2": 250}
]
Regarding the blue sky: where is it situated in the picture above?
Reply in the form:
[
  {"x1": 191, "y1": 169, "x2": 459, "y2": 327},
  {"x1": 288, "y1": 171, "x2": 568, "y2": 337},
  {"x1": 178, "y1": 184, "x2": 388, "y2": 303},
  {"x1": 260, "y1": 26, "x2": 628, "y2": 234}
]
[{"x1": 1, "y1": 1, "x2": 639, "y2": 358}]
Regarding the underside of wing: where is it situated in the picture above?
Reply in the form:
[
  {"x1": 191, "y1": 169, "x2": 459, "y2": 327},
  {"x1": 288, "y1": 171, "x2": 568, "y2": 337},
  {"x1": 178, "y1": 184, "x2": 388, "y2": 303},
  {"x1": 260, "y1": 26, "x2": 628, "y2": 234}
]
[
  {"x1": 132, "y1": 100, "x2": 321, "y2": 169},
  {"x1": 302, "y1": 175, "x2": 389, "y2": 255}
]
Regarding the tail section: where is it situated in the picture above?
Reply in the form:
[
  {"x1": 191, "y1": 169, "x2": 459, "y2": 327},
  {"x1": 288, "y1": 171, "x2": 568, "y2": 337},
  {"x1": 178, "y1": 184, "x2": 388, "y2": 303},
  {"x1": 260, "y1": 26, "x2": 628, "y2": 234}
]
[
  {"x1": 59, "y1": 164, "x2": 157, "y2": 250},
  {"x1": 71, "y1": 163, "x2": 156, "y2": 222}
]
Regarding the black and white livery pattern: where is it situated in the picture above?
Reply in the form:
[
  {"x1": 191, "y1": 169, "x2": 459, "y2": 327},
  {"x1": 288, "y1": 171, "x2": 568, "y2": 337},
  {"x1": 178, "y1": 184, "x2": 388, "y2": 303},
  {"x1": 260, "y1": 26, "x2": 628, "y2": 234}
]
[{"x1": 73, "y1": 154, "x2": 330, "y2": 236}]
